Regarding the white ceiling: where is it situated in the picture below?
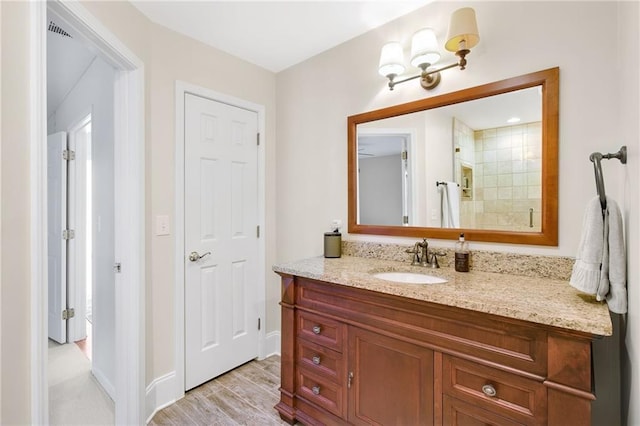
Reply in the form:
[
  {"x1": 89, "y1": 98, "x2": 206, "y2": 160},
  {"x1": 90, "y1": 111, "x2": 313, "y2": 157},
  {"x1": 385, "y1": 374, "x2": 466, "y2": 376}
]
[
  {"x1": 131, "y1": 1, "x2": 433, "y2": 72},
  {"x1": 47, "y1": 1, "x2": 433, "y2": 114}
]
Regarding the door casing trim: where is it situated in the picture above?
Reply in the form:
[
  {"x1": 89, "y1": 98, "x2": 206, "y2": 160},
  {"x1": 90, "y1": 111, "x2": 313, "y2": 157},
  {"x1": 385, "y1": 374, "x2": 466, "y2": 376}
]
[{"x1": 174, "y1": 81, "x2": 267, "y2": 401}]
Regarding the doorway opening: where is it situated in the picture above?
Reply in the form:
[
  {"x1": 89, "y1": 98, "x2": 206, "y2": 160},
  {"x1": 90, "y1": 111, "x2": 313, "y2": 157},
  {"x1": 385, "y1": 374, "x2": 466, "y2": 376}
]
[
  {"x1": 47, "y1": 11, "x2": 117, "y2": 420},
  {"x1": 357, "y1": 128, "x2": 416, "y2": 226},
  {"x1": 31, "y1": 1, "x2": 145, "y2": 424}
]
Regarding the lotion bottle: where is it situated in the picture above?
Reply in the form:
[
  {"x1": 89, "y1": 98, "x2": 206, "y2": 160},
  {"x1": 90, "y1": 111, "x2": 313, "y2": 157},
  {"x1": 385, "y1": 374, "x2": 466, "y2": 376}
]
[{"x1": 454, "y1": 233, "x2": 470, "y2": 272}]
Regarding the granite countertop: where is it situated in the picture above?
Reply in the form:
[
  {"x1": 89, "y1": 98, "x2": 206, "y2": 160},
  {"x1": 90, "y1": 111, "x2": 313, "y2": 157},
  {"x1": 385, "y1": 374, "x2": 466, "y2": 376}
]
[{"x1": 273, "y1": 255, "x2": 612, "y2": 336}]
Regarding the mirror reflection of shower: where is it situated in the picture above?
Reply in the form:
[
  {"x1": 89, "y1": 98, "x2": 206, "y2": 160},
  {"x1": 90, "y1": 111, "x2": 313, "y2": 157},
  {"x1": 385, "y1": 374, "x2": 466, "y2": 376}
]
[
  {"x1": 354, "y1": 85, "x2": 543, "y2": 232},
  {"x1": 453, "y1": 116, "x2": 542, "y2": 232}
]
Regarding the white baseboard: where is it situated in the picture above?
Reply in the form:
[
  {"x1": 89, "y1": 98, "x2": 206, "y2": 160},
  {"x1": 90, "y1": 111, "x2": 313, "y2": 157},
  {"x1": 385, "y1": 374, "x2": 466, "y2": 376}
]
[
  {"x1": 262, "y1": 330, "x2": 281, "y2": 358},
  {"x1": 91, "y1": 366, "x2": 115, "y2": 401},
  {"x1": 145, "y1": 333, "x2": 279, "y2": 423},
  {"x1": 145, "y1": 371, "x2": 177, "y2": 424}
]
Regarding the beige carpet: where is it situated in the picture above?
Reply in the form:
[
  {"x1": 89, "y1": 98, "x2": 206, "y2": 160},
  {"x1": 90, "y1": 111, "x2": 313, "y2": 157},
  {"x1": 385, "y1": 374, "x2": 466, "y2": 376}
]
[{"x1": 48, "y1": 340, "x2": 114, "y2": 425}]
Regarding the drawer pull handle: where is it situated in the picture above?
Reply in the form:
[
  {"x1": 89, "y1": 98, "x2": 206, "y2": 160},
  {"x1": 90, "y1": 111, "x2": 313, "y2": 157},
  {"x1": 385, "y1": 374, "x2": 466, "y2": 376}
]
[
  {"x1": 312, "y1": 325, "x2": 322, "y2": 335},
  {"x1": 312, "y1": 355, "x2": 321, "y2": 365},
  {"x1": 482, "y1": 384, "x2": 497, "y2": 397},
  {"x1": 312, "y1": 386, "x2": 321, "y2": 395}
]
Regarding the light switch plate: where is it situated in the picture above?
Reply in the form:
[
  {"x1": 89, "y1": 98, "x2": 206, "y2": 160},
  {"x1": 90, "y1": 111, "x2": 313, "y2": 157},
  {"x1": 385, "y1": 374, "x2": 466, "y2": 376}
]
[{"x1": 156, "y1": 215, "x2": 170, "y2": 236}]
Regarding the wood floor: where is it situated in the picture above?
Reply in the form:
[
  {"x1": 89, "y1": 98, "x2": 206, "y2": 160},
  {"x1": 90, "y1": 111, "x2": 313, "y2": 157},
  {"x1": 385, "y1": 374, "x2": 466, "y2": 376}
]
[{"x1": 150, "y1": 356, "x2": 292, "y2": 425}]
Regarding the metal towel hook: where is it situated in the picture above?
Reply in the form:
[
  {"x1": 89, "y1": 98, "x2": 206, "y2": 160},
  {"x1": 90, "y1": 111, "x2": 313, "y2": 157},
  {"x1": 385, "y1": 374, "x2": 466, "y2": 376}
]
[{"x1": 589, "y1": 146, "x2": 627, "y2": 211}]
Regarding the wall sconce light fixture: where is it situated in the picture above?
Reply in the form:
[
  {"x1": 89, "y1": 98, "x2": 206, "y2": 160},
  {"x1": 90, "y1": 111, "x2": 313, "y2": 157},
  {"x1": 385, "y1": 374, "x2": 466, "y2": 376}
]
[{"x1": 378, "y1": 7, "x2": 480, "y2": 91}]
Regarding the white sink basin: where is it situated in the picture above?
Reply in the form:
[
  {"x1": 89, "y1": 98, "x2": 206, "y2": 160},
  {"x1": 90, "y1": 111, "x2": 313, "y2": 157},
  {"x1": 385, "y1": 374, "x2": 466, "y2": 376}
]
[{"x1": 373, "y1": 272, "x2": 447, "y2": 285}]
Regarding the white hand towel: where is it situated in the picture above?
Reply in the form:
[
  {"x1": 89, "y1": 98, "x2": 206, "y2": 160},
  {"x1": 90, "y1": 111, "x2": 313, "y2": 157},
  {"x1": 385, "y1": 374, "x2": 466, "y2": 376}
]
[
  {"x1": 569, "y1": 196, "x2": 627, "y2": 314},
  {"x1": 597, "y1": 206, "x2": 610, "y2": 302},
  {"x1": 570, "y1": 197, "x2": 604, "y2": 294},
  {"x1": 604, "y1": 197, "x2": 627, "y2": 314},
  {"x1": 442, "y1": 182, "x2": 461, "y2": 228}
]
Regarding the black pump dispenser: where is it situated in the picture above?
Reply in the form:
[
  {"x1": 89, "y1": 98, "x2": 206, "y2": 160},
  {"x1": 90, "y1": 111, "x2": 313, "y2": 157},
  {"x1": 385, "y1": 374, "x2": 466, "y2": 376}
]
[{"x1": 454, "y1": 233, "x2": 470, "y2": 272}]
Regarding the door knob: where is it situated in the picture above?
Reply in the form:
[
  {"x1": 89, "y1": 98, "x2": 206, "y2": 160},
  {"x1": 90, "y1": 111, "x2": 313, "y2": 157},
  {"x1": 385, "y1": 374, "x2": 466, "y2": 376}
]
[{"x1": 189, "y1": 251, "x2": 211, "y2": 262}]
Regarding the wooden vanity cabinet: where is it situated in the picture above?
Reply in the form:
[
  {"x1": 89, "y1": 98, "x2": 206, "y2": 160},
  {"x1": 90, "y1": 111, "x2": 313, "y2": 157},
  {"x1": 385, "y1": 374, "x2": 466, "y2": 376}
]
[{"x1": 276, "y1": 274, "x2": 597, "y2": 426}]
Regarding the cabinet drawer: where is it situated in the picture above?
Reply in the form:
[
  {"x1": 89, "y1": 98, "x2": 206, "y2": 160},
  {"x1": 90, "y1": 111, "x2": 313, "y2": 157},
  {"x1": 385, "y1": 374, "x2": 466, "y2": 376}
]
[
  {"x1": 296, "y1": 277, "x2": 547, "y2": 375},
  {"x1": 297, "y1": 368, "x2": 345, "y2": 418},
  {"x1": 443, "y1": 395, "x2": 523, "y2": 426},
  {"x1": 297, "y1": 339, "x2": 344, "y2": 383},
  {"x1": 297, "y1": 311, "x2": 344, "y2": 352},
  {"x1": 443, "y1": 356, "x2": 546, "y2": 425}
]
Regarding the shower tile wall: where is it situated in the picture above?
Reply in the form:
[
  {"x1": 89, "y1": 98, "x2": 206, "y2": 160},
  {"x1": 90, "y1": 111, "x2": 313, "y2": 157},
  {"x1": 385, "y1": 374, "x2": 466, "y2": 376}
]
[
  {"x1": 473, "y1": 122, "x2": 542, "y2": 231},
  {"x1": 453, "y1": 118, "x2": 476, "y2": 227}
]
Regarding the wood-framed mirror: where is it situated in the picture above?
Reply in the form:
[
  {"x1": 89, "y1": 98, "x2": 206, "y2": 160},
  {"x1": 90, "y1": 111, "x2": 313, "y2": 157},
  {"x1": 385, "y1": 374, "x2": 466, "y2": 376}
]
[{"x1": 348, "y1": 67, "x2": 559, "y2": 245}]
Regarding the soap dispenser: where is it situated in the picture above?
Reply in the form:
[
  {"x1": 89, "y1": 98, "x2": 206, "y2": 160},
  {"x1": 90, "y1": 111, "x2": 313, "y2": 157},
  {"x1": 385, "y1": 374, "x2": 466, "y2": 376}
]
[{"x1": 454, "y1": 233, "x2": 470, "y2": 272}]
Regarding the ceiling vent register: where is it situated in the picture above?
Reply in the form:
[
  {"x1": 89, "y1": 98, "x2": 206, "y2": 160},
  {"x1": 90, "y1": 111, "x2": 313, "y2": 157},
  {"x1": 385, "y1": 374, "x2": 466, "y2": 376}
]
[{"x1": 48, "y1": 20, "x2": 73, "y2": 38}]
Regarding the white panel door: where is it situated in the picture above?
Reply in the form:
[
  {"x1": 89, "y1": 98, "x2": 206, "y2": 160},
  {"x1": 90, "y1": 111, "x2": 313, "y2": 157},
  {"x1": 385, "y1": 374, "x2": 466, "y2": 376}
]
[
  {"x1": 48, "y1": 132, "x2": 68, "y2": 344},
  {"x1": 67, "y1": 116, "x2": 91, "y2": 343},
  {"x1": 184, "y1": 94, "x2": 259, "y2": 390}
]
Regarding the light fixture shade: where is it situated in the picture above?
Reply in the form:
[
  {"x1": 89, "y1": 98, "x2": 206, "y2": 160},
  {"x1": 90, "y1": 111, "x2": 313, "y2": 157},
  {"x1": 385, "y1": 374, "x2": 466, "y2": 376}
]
[
  {"x1": 410, "y1": 28, "x2": 440, "y2": 68},
  {"x1": 378, "y1": 42, "x2": 405, "y2": 77},
  {"x1": 445, "y1": 7, "x2": 480, "y2": 52}
]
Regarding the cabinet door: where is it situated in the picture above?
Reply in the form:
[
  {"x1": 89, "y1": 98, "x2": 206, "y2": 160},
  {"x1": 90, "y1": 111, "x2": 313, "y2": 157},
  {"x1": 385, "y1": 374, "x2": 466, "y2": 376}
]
[{"x1": 348, "y1": 326, "x2": 434, "y2": 425}]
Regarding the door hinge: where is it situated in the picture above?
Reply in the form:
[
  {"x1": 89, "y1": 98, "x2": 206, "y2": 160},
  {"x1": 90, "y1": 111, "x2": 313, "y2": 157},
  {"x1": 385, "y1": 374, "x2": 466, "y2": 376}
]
[
  {"x1": 401, "y1": 150, "x2": 408, "y2": 160},
  {"x1": 403, "y1": 215, "x2": 409, "y2": 225},
  {"x1": 63, "y1": 149, "x2": 76, "y2": 161},
  {"x1": 257, "y1": 225, "x2": 260, "y2": 238},
  {"x1": 257, "y1": 133, "x2": 261, "y2": 146},
  {"x1": 62, "y1": 308, "x2": 75, "y2": 320},
  {"x1": 62, "y1": 229, "x2": 75, "y2": 240},
  {"x1": 114, "y1": 263, "x2": 122, "y2": 273},
  {"x1": 258, "y1": 318, "x2": 261, "y2": 331}
]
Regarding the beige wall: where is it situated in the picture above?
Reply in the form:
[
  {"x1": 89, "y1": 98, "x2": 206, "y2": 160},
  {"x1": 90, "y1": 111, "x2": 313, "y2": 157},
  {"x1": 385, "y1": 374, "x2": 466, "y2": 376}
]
[
  {"x1": 1, "y1": 0, "x2": 638, "y2": 423},
  {"x1": 618, "y1": 2, "x2": 640, "y2": 424},
  {"x1": 1, "y1": 1, "x2": 33, "y2": 423},
  {"x1": 276, "y1": 1, "x2": 639, "y2": 423},
  {"x1": 276, "y1": 1, "x2": 621, "y2": 259},
  {"x1": 0, "y1": 1, "x2": 278, "y2": 422},
  {"x1": 143, "y1": 21, "x2": 278, "y2": 382},
  {"x1": 0, "y1": 0, "x2": 3, "y2": 419},
  {"x1": 82, "y1": 0, "x2": 279, "y2": 388}
]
